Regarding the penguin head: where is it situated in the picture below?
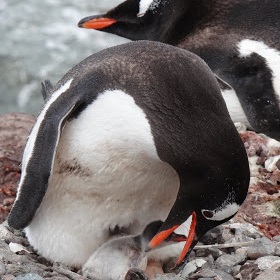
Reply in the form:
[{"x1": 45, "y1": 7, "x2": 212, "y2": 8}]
[
  {"x1": 78, "y1": 0, "x2": 190, "y2": 43},
  {"x1": 146, "y1": 161, "x2": 249, "y2": 267}
]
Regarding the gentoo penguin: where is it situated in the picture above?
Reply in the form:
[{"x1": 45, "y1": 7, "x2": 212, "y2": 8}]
[
  {"x1": 8, "y1": 41, "x2": 250, "y2": 268},
  {"x1": 83, "y1": 220, "x2": 184, "y2": 280},
  {"x1": 78, "y1": 0, "x2": 280, "y2": 140}
]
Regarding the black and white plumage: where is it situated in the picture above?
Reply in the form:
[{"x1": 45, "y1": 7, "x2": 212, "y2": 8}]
[
  {"x1": 78, "y1": 0, "x2": 280, "y2": 140},
  {"x1": 8, "y1": 41, "x2": 250, "y2": 268}
]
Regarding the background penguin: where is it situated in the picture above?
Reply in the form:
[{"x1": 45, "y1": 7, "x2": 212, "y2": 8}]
[
  {"x1": 8, "y1": 41, "x2": 250, "y2": 269},
  {"x1": 78, "y1": 0, "x2": 280, "y2": 140},
  {"x1": 83, "y1": 220, "x2": 184, "y2": 280}
]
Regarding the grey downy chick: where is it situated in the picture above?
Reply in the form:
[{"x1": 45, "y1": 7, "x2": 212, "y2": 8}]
[{"x1": 83, "y1": 221, "x2": 184, "y2": 280}]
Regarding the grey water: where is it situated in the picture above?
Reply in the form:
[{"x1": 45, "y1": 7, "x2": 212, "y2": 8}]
[{"x1": 0, "y1": 0, "x2": 128, "y2": 114}]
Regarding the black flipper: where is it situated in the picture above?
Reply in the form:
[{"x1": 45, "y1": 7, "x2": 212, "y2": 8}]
[
  {"x1": 8, "y1": 79, "x2": 82, "y2": 229},
  {"x1": 41, "y1": 79, "x2": 54, "y2": 101}
]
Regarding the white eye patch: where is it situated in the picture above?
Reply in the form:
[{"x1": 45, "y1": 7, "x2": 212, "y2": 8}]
[
  {"x1": 137, "y1": 0, "x2": 162, "y2": 17},
  {"x1": 202, "y1": 202, "x2": 240, "y2": 221}
]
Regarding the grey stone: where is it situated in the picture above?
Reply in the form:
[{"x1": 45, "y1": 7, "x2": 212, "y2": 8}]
[
  {"x1": 14, "y1": 274, "x2": 45, "y2": 280},
  {"x1": 215, "y1": 254, "x2": 246, "y2": 273},
  {"x1": 46, "y1": 278, "x2": 68, "y2": 280},
  {"x1": 195, "y1": 249, "x2": 207, "y2": 257},
  {"x1": 0, "y1": 224, "x2": 28, "y2": 246},
  {"x1": 199, "y1": 227, "x2": 223, "y2": 245},
  {"x1": 5, "y1": 263, "x2": 44, "y2": 277},
  {"x1": 0, "y1": 239, "x2": 10, "y2": 252},
  {"x1": 227, "y1": 223, "x2": 262, "y2": 242},
  {"x1": 0, "y1": 261, "x2": 6, "y2": 275},
  {"x1": 255, "y1": 256, "x2": 280, "y2": 270},
  {"x1": 181, "y1": 260, "x2": 197, "y2": 277},
  {"x1": 195, "y1": 259, "x2": 207, "y2": 268},
  {"x1": 240, "y1": 262, "x2": 259, "y2": 280},
  {"x1": 154, "y1": 274, "x2": 184, "y2": 280},
  {"x1": 272, "y1": 235, "x2": 280, "y2": 242},
  {"x1": 181, "y1": 259, "x2": 207, "y2": 278},
  {"x1": 190, "y1": 268, "x2": 234, "y2": 280},
  {"x1": 207, "y1": 248, "x2": 223, "y2": 260},
  {"x1": 235, "y1": 247, "x2": 249, "y2": 256},
  {"x1": 247, "y1": 237, "x2": 276, "y2": 259},
  {"x1": 275, "y1": 243, "x2": 280, "y2": 256},
  {"x1": 1, "y1": 275, "x2": 15, "y2": 280},
  {"x1": 204, "y1": 254, "x2": 215, "y2": 266},
  {"x1": 254, "y1": 263, "x2": 280, "y2": 280},
  {"x1": 189, "y1": 267, "x2": 217, "y2": 279},
  {"x1": 195, "y1": 248, "x2": 223, "y2": 260},
  {"x1": 211, "y1": 269, "x2": 235, "y2": 280},
  {"x1": 231, "y1": 265, "x2": 241, "y2": 276}
]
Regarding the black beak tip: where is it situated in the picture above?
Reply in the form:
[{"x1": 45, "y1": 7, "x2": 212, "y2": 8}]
[
  {"x1": 78, "y1": 17, "x2": 89, "y2": 27},
  {"x1": 144, "y1": 246, "x2": 151, "y2": 253},
  {"x1": 78, "y1": 15, "x2": 100, "y2": 28}
]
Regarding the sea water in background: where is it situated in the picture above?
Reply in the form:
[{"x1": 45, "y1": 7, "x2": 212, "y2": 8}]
[{"x1": 0, "y1": 0, "x2": 128, "y2": 114}]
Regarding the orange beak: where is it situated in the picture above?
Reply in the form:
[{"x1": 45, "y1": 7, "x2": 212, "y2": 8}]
[
  {"x1": 78, "y1": 17, "x2": 117, "y2": 30},
  {"x1": 147, "y1": 212, "x2": 197, "y2": 266}
]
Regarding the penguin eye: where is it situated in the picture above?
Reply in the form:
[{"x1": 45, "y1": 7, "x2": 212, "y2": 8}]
[{"x1": 201, "y1": 209, "x2": 214, "y2": 219}]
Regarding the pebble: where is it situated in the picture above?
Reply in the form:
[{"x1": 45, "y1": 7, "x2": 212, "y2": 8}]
[
  {"x1": 181, "y1": 258, "x2": 207, "y2": 277},
  {"x1": 247, "y1": 237, "x2": 276, "y2": 259},
  {"x1": 256, "y1": 256, "x2": 280, "y2": 270},
  {"x1": 154, "y1": 273, "x2": 184, "y2": 280},
  {"x1": 273, "y1": 235, "x2": 280, "y2": 242},
  {"x1": 215, "y1": 254, "x2": 247, "y2": 273},
  {"x1": 15, "y1": 274, "x2": 45, "y2": 280},
  {"x1": 255, "y1": 263, "x2": 280, "y2": 280},
  {"x1": 275, "y1": 243, "x2": 280, "y2": 256},
  {"x1": 181, "y1": 261, "x2": 197, "y2": 277}
]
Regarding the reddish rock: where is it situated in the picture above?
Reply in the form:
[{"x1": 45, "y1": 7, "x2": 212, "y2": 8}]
[
  {"x1": 235, "y1": 131, "x2": 280, "y2": 239},
  {"x1": 0, "y1": 113, "x2": 35, "y2": 223}
]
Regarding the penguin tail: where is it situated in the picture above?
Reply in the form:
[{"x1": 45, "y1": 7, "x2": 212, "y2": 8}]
[{"x1": 41, "y1": 79, "x2": 54, "y2": 101}]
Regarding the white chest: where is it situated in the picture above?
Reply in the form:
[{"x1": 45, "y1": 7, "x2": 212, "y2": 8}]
[{"x1": 25, "y1": 90, "x2": 179, "y2": 266}]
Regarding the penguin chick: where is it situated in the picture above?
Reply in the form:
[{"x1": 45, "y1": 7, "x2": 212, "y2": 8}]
[
  {"x1": 78, "y1": 0, "x2": 280, "y2": 139},
  {"x1": 83, "y1": 221, "x2": 176, "y2": 280},
  {"x1": 8, "y1": 41, "x2": 250, "y2": 268}
]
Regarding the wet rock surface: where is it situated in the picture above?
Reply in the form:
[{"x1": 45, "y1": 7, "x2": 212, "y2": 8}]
[{"x1": 0, "y1": 115, "x2": 279, "y2": 279}]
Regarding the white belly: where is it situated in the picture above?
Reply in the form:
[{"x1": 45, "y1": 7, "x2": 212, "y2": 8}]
[{"x1": 25, "y1": 90, "x2": 179, "y2": 266}]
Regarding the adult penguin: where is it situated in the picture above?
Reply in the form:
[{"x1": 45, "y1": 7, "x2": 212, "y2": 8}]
[
  {"x1": 79, "y1": 0, "x2": 280, "y2": 140},
  {"x1": 8, "y1": 41, "x2": 250, "y2": 269}
]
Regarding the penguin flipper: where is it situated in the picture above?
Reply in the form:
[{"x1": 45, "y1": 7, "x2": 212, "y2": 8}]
[
  {"x1": 41, "y1": 79, "x2": 54, "y2": 101},
  {"x1": 8, "y1": 79, "x2": 79, "y2": 230}
]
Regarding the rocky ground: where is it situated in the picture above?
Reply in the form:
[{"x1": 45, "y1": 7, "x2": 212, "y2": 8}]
[{"x1": 0, "y1": 113, "x2": 279, "y2": 280}]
